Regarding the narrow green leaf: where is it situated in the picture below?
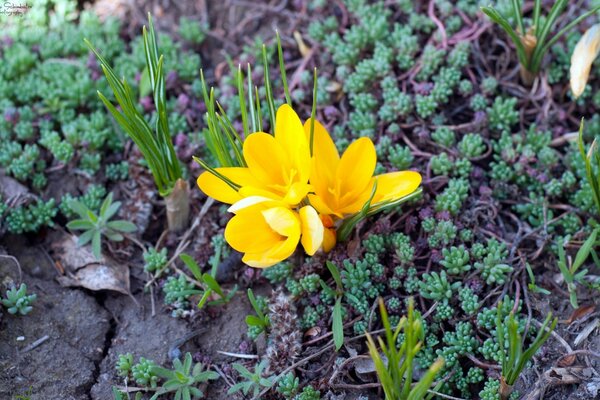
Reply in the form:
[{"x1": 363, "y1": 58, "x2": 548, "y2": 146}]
[
  {"x1": 245, "y1": 315, "x2": 265, "y2": 327},
  {"x1": 106, "y1": 220, "x2": 137, "y2": 233},
  {"x1": 202, "y1": 273, "x2": 224, "y2": 297},
  {"x1": 276, "y1": 31, "x2": 292, "y2": 106},
  {"x1": 92, "y1": 231, "x2": 102, "y2": 259},
  {"x1": 326, "y1": 261, "x2": 343, "y2": 290},
  {"x1": 180, "y1": 253, "x2": 203, "y2": 281},
  {"x1": 481, "y1": 6, "x2": 528, "y2": 66},
  {"x1": 333, "y1": 298, "x2": 344, "y2": 351},
  {"x1": 247, "y1": 288, "x2": 264, "y2": 320},
  {"x1": 139, "y1": 65, "x2": 152, "y2": 99},
  {"x1": 572, "y1": 229, "x2": 598, "y2": 272},
  {"x1": 197, "y1": 289, "x2": 212, "y2": 309},
  {"x1": 237, "y1": 65, "x2": 250, "y2": 138},
  {"x1": 511, "y1": 0, "x2": 525, "y2": 37},
  {"x1": 262, "y1": 44, "x2": 276, "y2": 131},
  {"x1": 66, "y1": 219, "x2": 95, "y2": 231}
]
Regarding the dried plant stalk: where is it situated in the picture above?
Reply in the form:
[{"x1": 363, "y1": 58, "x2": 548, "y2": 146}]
[{"x1": 165, "y1": 178, "x2": 190, "y2": 232}]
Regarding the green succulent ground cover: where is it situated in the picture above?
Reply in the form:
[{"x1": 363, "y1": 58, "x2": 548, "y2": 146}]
[{"x1": 1, "y1": 0, "x2": 600, "y2": 399}]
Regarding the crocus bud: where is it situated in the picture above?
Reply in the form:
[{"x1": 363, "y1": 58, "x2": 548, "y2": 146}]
[{"x1": 570, "y1": 24, "x2": 600, "y2": 98}]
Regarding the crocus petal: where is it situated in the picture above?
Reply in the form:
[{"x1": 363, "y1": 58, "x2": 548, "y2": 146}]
[
  {"x1": 243, "y1": 132, "x2": 289, "y2": 186},
  {"x1": 322, "y1": 227, "x2": 336, "y2": 253},
  {"x1": 262, "y1": 207, "x2": 301, "y2": 237},
  {"x1": 571, "y1": 24, "x2": 600, "y2": 98},
  {"x1": 308, "y1": 194, "x2": 340, "y2": 218},
  {"x1": 197, "y1": 170, "x2": 241, "y2": 204},
  {"x1": 299, "y1": 206, "x2": 324, "y2": 256},
  {"x1": 275, "y1": 104, "x2": 312, "y2": 183},
  {"x1": 336, "y1": 137, "x2": 376, "y2": 198},
  {"x1": 239, "y1": 206, "x2": 302, "y2": 268},
  {"x1": 283, "y1": 182, "x2": 313, "y2": 205},
  {"x1": 242, "y1": 239, "x2": 296, "y2": 268},
  {"x1": 372, "y1": 171, "x2": 422, "y2": 204},
  {"x1": 225, "y1": 206, "x2": 285, "y2": 254},
  {"x1": 304, "y1": 119, "x2": 339, "y2": 197},
  {"x1": 197, "y1": 166, "x2": 263, "y2": 204},
  {"x1": 228, "y1": 196, "x2": 274, "y2": 213}
]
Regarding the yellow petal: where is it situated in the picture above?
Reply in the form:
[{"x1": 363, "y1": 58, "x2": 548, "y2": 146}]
[
  {"x1": 283, "y1": 182, "x2": 313, "y2": 205},
  {"x1": 304, "y1": 119, "x2": 339, "y2": 192},
  {"x1": 196, "y1": 170, "x2": 241, "y2": 204},
  {"x1": 308, "y1": 194, "x2": 339, "y2": 217},
  {"x1": 227, "y1": 196, "x2": 274, "y2": 213},
  {"x1": 322, "y1": 227, "x2": 336, "y2": 253},
  {"x1": 299, "y1": 206, "x2": 324, "y2": 256},
  {"x1": 239, "y1": 206, "x2": 301, "y2": 268},
  {"x1": 242, "y1": 238, "x2": 297, "y2": 268},
  {"x1": 336, "y1": 137, "x2": 376, "y2": 198},
  {"x1": 262, "y1": 206, "x2": 301, "y2": 237},
  {"x1": 243, "y1": 132, "x2": 289, "y2": 186},
  {"x1": 225, "y1": 206, "x2": 284, "y2": 254},
  {"x1": 571, "y1": 24, "x2": 600, "y2": 98},
  {"x1": 275, "y1": 104, "x2": 311, "y2": 183},
  {"x1": 372, "y1": 171, "x2": 422, "y2": 204}
]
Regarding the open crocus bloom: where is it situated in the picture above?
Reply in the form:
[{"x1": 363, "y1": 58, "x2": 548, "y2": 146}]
[
  {"x1": 304, "y1": 119, "x2": 422, "y2": 219},
  {"x1": 197, "y1": 104, "x2": 312, "y2": 206},
  {"x1": 196, "y1": 103, "x2": 422, "y2": 267},
  {"x1": 571, "y1": 24, "x2": 600, "y2": 98},
  {"x1": 225, "y1": 197, "x2": 323, "y2": 268}
]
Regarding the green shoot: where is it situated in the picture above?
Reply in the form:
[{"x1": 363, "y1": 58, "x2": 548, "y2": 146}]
[
  {"x1": 578, "y1": 119, "x2": 600, "y2": 216},
  {"x1": 526, "y1": 263, "x2": 551, "y2": 295},
  {"x1": 319, "y1": 261, "x2": 345, "y2": 351},
  {"x1": 481, "y1": 1, "x2": 600, "y2": 84},
  {"x1": 66, "y1": 192, "x2": 137, "y2": 260},
  {"x1": 179, "y1": 253, "x2": 236, "y2": 309},
  {"x1": 245, "y1": 289, "x2": 270, "y2": 337},
  {"x1": 228, "y1": 360, "x2": 273, "y2": 397},
  {"x1": 365, "y1": 298, "x2": 444, "y2": 400},
  {"x1": 85, "y1": 14, "x2": 182, "y2": 197},
  {"x1": 556, "y1": 229, "x2": 599, "y2": 308},
  {"x1": 150, "y1": 352, "x2": 219, "y2": 400},
  {"x1": 496, "y1": 304, "x2": 557, "y2": 399}
]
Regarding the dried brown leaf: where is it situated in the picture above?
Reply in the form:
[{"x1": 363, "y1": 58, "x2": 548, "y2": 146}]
[
  {"x1": 52, "y1": 234, "x2": 130, "y2": 295},
  {"x1": 563, "y1": 304, "x2": 595, "y2": 325}
]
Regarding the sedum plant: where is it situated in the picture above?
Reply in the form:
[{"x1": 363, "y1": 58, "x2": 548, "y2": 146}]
[
  {"x1": 365, "y1": 298, "x2": 444, "y2": 400},
  {"x1": 497, "y1": 304, "x2": 557, "y2": 400},
  {"x1": 1, "y1": 283, "x2": 36, "y2": 315},
  {"x1": 66, "y1": 192, "x2": 137, "y2": 260},
  {"x1": 85, "y1": 14, "x2": 189, "y2": 232},
  {"x1": 482, "y1": 0, "x2": 600, "y2": 85}
]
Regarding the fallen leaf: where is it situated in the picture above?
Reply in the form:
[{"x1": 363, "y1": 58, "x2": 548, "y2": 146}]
[
  {"x1": 557, "y1": 354, "x2": 577, "y2": 367},
  {"x1": 574, "y1": 318, "x2": 599, "y2": 347},
  {"x1": 563, "y1": 304, "x2": 596, "y2": 325},
  {"x1": 546, "y1": 367, "x2": 591, "y2": 385},
  {"x1": 0, "y1": 175, "x2": 30, "y2": 203},
  {"x1": 52, "y1": 234, "x2": 130, "y2": 295},
  {"x1": 293, "y1": 31, "x2": 311, "y2": 58}
]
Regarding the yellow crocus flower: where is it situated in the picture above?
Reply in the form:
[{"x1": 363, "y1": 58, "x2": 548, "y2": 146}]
[
  {"x1": 571, "y1": 24, "x2": 600, "y2": 99},
  {"x1": 304, "y1": 119, "x2": 422, "y2": 219},
  {"x1": 197, "y1": 104, "x2": 312, "y2": 205},
  {"x1": 224, "y1": 198, "x2": 323, "y2": 268}
]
